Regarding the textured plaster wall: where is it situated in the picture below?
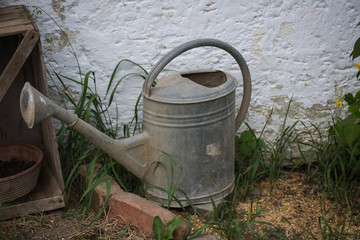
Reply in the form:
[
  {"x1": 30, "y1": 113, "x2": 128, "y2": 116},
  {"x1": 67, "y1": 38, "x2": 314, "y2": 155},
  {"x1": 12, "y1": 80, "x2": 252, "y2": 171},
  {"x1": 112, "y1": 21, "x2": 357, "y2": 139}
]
[{"x1": 2, "y1": 0, "x2": 360, "y2": 140}]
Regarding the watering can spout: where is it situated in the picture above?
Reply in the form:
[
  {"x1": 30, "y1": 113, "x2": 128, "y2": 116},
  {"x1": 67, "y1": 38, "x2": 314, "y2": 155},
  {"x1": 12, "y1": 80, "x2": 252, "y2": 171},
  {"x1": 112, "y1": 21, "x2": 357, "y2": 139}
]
[{"x1": 19, "y1": 82, "x2": 151, "y2": 180}]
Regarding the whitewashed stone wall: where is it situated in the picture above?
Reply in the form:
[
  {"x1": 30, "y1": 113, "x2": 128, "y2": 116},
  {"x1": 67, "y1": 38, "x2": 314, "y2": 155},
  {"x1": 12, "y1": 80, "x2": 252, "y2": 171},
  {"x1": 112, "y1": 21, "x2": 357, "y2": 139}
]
[{"x1": 2, "y1": 0, "x2": 360, "y2": 140}]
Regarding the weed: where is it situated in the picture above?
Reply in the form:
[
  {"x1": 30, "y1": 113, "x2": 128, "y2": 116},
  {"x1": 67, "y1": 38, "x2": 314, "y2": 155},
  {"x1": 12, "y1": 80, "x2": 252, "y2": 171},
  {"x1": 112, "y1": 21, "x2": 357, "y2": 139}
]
[
  {"x1": 303, "y1": 215, "x2": 359, "y2": 240},
  {"x1": 49, "y1": 58, "x2": 148, "y2": 217},
  {"x1": 152, "y1": 216, "x2": 185, "y2": 240},
  {"x1": 145, "y1": 150, "x2": 184, "y2": 209}
]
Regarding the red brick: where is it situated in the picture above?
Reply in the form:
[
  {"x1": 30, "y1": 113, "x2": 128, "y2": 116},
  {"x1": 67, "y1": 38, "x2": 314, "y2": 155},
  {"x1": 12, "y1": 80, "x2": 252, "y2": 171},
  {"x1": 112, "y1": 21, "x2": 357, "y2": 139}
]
[
  {"x1": 77, "y1": 164, "x2": 123, "y2": 213},
  {"x1": 109, "y1": 192, "x2": 187, "y2": 239},
  {"x1": 91, "y1": 177, "x2": 123, "y2": 213}
]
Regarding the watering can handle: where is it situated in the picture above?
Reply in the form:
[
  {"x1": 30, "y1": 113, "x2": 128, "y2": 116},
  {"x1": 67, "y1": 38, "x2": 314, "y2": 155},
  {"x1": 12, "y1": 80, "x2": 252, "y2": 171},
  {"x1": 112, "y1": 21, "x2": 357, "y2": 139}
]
[{"x1": 143, "y1": 38, "x2": 251, "y2": 131}]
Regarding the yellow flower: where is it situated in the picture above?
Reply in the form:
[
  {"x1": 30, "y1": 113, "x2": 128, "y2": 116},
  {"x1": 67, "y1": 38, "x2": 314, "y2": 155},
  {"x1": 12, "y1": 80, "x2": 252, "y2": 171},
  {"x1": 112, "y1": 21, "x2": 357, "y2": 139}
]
[
  {"x1": 336, "y1": 98, "x2": 343, "y2": 108},
  {"x1": 356, "y1": 62, "x2": 360, "y2": 71}
]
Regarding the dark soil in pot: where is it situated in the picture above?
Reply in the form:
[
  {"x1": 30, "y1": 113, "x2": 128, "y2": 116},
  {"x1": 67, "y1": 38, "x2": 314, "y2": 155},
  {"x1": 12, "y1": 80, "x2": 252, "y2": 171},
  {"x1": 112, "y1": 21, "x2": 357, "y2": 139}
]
[{"x1": 0, "y1": 158, "x2": 35, "y2": 178}]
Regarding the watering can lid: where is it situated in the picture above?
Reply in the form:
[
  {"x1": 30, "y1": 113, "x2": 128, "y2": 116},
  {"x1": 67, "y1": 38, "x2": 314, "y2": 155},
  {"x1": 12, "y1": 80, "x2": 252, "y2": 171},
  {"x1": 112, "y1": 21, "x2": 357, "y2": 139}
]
[{"x1": 145, "y1": 69, "x2": 237, "y2": 104}]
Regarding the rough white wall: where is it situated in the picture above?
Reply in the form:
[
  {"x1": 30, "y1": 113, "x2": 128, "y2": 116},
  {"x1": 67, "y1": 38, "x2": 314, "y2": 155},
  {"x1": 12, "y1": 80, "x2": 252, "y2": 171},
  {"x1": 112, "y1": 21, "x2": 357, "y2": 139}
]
[{"x1": 2, "y1": 0, "x2": 360, "y2": 139}]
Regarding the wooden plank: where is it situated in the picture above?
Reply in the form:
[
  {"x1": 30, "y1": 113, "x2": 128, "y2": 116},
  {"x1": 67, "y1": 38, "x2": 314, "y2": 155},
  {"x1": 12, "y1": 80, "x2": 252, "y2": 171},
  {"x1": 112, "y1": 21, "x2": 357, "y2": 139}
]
[
  {"x1": 0, "y1": 5, "x2": 24, "y2": 17},
  {"x1": 0, "y1": 25, "x2": 33, "y2": 37},
  {"x1": 0, "y1": 8, "x2": 28, "y2": 21},
  {"x1": 0, "y1": 195, "x2": 65, "y2": 220},
  {"x1": 0, "y1": 28, "x2": 39, "y2": 102},
  {"x1": 0, "y1": 18, "x2": 31, "y2": 28},
  {"x1": 0, "y1": 5, "x2": 35, "y2": 37},
  {"x1": 0, "y1": 11, "x2": 26, "y2": 21}
]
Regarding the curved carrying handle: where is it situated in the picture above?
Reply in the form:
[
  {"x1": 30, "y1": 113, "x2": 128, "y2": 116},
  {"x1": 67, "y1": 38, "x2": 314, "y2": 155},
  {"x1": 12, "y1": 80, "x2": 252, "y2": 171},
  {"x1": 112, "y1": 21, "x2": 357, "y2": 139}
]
[{"x1": 143, "y1": 38, "x2": 251, "y2": 131}]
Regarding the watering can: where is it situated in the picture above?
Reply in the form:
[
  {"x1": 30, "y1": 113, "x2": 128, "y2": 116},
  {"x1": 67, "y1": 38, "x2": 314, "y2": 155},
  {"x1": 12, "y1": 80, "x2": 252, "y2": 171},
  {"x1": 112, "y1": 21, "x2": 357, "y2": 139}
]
[{"x1": 20, "y1": 39, "x2": 251, "y2": 207}]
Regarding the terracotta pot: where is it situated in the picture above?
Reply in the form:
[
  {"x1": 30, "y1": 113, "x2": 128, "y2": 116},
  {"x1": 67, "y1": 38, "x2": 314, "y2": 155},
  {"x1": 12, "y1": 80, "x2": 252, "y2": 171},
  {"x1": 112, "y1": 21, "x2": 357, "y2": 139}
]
[{"x1": 0, "y1": 142, "x2": 43, "y2": 203}]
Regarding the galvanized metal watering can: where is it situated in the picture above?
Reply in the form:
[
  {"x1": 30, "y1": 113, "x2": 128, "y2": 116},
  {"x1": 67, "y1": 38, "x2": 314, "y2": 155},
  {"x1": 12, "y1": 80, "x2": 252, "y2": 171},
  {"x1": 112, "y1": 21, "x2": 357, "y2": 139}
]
[{"x1": 20, "y1": 39, "x2": 251, "y2": 207}]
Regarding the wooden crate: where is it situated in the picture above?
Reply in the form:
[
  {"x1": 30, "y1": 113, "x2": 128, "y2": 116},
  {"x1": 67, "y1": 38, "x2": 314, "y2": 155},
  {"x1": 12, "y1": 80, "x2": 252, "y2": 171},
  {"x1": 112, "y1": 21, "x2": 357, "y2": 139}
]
[{"x1": 0, "y1": 5, "x2": 65, "y2": 220}]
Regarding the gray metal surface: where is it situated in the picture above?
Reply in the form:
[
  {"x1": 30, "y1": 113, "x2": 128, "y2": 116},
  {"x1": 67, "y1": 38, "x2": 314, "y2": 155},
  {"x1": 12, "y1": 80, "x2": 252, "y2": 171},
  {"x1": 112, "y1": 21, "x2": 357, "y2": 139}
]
[
  {"x1": 19, "y1": 39, "x2": 252, "y2": 207},
  {"x1": 143, "y1": 38, "x2": 251, "y2": 130},
  {"x1": 143, "y1": 70, "x2": 237, "y2": 206}
]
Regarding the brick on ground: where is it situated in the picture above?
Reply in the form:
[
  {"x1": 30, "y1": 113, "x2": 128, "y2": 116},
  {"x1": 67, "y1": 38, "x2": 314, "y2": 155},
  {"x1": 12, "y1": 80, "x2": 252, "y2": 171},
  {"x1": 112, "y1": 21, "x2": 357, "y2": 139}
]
[
  {"x1": 78, "y1": 164, "x2": 187, "y2": 239},
  {"x1": 78, "y1": 164, "x2": 123, "y2": 213},
  {"x1": 109, "y1": 190, "x2": 187, "y2": 239}
]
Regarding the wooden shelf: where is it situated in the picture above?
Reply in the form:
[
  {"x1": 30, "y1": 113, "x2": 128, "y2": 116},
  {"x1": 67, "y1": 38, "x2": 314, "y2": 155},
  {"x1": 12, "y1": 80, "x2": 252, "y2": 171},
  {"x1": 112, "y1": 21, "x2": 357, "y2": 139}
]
[{"x1": 0, "y1": 5, "x2": 65, "y2": 220}]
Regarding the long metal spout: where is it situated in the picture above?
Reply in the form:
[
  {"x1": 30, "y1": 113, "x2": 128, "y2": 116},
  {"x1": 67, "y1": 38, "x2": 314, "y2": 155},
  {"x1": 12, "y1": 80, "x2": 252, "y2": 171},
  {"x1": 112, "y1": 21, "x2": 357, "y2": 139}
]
[{"x1": 20, "y1": 82, "x2": 151, "y2": 180}]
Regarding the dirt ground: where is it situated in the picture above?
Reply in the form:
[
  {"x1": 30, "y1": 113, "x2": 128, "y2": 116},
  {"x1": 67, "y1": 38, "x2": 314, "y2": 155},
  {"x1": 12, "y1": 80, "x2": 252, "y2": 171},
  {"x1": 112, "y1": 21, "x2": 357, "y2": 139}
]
[
  {"x1": 0, "y1": 185, "x2": 152, "y2": 240},
  {"x1": 187, "y1": 171, "x2": 359, "y2": 239},
  {"x1": 1, "y1": 171, "x2": 359, "y2": 239},
  {"x1": 0, "y1": 206, "x2": 152, "y2": 239},
  {"x1": 237, "y1": 171, "x2": 360, "y2": 239}
]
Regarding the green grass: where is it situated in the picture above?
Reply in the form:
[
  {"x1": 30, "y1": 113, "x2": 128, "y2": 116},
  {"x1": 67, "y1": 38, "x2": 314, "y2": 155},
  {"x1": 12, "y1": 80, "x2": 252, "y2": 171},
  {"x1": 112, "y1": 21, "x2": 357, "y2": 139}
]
[
  {"x1": 299, "y1": 119, "x2": 360, "y2": 210},
  {"x1": 48, "y1": 59, "x2": 148, "y2": 220}
]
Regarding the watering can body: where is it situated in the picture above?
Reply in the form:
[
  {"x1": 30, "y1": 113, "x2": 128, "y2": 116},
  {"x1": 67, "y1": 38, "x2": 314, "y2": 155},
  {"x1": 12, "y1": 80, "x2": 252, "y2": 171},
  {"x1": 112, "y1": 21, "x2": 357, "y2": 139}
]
[
  {"x1": 143, "y1": 69, "x2": 237, "y2": 206},
  {"x1": 20, "y1": 39, "x2": 251, "y2": 207}
]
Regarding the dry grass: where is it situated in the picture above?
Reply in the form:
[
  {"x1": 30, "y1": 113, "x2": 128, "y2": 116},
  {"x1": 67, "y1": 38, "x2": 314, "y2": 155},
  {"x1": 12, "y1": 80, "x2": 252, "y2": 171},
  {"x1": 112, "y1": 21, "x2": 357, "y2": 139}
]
[
  {"x1": 236, "y1": 171, "x2": 360, "y2": 239},
  {"x1": 0, "y1": 207, "x2": 152, "y2": 240},
  {"x1": 177, "y1": 171, "x2": 360, "y2": 239},
  {"x1": 0, "y1": 187, "x2": 152, "y2": 240}
]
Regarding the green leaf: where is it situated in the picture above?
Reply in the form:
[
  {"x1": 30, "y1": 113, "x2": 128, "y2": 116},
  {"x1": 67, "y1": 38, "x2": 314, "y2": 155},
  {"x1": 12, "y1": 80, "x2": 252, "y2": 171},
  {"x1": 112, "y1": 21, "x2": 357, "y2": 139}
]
[
  {"x1": 235, "y1": 135, "x2": 241, "y2": 143},
  {"x1": 355, "y1": 91, "x2": 360, "y2": 100},
  {"x1": 344, "y1": 93, "x2": 355, "y2": 105},
  {"x1": 344, "y1": 124, "x2": 360, "y2": 146},
  {"x1": 152, "y1": 216, "x2": 163, "y2": 240},
  {"x1": 257, "y1": 139, "x2": 267, "y2": 149},
  {"x1": 349, "y1": 102, "x2": 360, "y2": 117},
  {"x1": 336, "y1": 115, "x2": 356, "y2": 128},
  {"x1": 248, "y1": 139, "x2": 257, "y2": 150},
  {"x1": 350, "y1": 37, "x2": 360, "y2": 60},
  {"x1": 240, "y1": 130, "x2": 255, "y2": 142},
  {"x1": 117, "y1": 226, "x2": 128, "y2": 238},
  {"x1": 239, "y1": 144, "x2": 254, "y2": 157},
  {"x1": 163, "y1": 216, "x2": 184, "y2": 240}
]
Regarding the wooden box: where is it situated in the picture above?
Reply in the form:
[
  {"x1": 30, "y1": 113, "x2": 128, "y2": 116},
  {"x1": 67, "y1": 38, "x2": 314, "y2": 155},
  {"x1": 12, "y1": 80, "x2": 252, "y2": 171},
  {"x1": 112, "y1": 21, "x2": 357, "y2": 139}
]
[{"x1": 0, "y1": 5, "x2": 65, "y2": 220}]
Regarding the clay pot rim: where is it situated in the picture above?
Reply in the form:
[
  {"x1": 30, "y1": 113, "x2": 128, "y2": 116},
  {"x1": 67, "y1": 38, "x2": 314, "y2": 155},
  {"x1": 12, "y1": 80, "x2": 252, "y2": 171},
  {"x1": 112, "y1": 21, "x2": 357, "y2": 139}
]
[{"x1": 0, "y1": 142, "x2": 43, "y2": 182}]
